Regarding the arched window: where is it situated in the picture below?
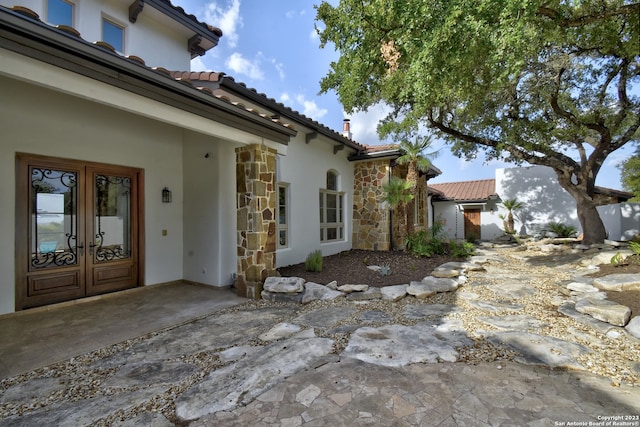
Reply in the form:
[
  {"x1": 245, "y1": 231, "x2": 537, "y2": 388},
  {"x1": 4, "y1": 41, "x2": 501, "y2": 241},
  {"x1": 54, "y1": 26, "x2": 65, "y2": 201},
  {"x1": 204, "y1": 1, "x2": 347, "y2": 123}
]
[{"x1": 320, "y1": 170, "x2": 344, "y2": 242}]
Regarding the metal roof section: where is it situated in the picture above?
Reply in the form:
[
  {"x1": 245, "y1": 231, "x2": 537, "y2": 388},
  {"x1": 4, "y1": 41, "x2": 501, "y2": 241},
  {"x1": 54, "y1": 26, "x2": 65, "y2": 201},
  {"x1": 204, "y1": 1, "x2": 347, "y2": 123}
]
[
  {"x1": 0, "y1": 5, "x2": 296, "y2": 144},
  {"x1": 429, "y1": 179, "x2": 498, "y2": 202}
]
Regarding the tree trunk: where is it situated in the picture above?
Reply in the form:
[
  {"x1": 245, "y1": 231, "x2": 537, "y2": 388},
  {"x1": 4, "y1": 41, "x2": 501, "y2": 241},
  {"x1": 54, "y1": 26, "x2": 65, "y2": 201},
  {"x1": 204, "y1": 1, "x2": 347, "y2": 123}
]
[
  {"x1": 507, "y1": 212, "x2": 515, "y2": 234},
  {"x1": 406, "y1": 199, "x2": 415, "y2": 236},
  {"x1": 555, "y1": 170, "x2": 607, "y2": 244},
  {"x1": 575, "y1": 196, "x2": 608, "y2": 244}
]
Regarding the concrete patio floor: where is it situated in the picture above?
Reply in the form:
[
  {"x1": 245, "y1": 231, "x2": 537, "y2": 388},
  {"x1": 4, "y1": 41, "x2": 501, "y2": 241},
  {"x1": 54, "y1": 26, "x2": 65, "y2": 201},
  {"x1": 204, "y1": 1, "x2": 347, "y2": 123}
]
[{"x1": 0, "y1": 282, "x2": 245, "y2": 379}]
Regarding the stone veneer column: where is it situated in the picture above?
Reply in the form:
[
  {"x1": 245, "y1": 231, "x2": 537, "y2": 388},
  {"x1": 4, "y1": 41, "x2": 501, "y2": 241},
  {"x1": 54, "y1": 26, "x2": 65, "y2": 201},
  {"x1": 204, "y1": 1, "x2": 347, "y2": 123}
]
[
  {"x1": 235, "y1": 144, "x2": 277, "y2": 298},
  {"x1": 352, "y1": 160, "x2": 391, "y2": 251}
]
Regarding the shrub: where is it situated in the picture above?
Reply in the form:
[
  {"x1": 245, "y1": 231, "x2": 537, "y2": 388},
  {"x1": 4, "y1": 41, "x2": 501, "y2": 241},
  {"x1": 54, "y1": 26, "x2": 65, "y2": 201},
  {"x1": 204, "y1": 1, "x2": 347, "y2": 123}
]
[
  {"x1": 379, "y1": 264, "x2": 391, "y2": 276},
  {"x1": 629, "y1": 241, "x2": 640, "y2": 255},
  {"x1": 305, "y1": 250, "x2": 323, "y2": 272},
  {"x1": 405, "y1": 230, "x2": 448, "y2": 257},
  {"x1": 546, "y1": 222, "x2": 578, "y2": 238},
  {"x1": 450, "y1": 241, "x2": 476, "y2": 259},
  {"x1": 610, "y1": 252, "x2": 627, "y2": 267}
]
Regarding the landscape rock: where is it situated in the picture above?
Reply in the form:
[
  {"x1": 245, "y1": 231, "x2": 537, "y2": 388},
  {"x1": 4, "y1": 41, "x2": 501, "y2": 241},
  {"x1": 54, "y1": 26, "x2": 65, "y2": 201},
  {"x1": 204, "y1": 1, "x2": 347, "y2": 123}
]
[
  {"x1": 301, "y1": 282, "x2": 345, "y2": 304},
  {"x1": 566, "y1": 282, "x2": 599, "y2": 293},
  {"x1": 575, "y1": 298, "x2": 631, "y2": 327},
  {"x1": 406, "y1": 282, "x2": 437, "y2": 299},
  {"x1": 401, "y1": 304, "x2": 460, "y2": 320},
  {"x1": 467, "y1": 300, "x2": 523, "y2": 313},
  {"x1": 421, "y1": 276, "x2": 459, "y2": 293},
  {"x1": 485, "y1": 331, "x2": 590, "y2": 369},
  {"x1": 326, "y1": 280, "x2": 338, "y2": 290},
  {"x1": 338, "y1": 284, "x2": 369, "y2": 293},
  {"x1": 477, "y1": 315, "x2": 547, "y2": 332},
  {"x1": 347, "y1": 287, "x2": 382, "y2": 301},
  {"x1": 626, "y1": 316, "x2": 640, "y2": 339},
  {"x1": 263, "y1": 276, "x2": 305, "y2": 293},
  {"x1": 380, "y1": 284, "x2": 408, "y2": 301},
  {"x1": 259, "y1": 323, "x2": 302, "y2": 342},
  {"x1": 488, "y1": 282, "x2": 536, "y2": 300},
  {"x1": 593, "y1": 274, "x2": 640, "y2": 292},
  {"x1": 175, "y1": 337, "x2": 334, "y2": 421},
  {"x1": 343, "y1": 323, "x2": 471, "y2": 367},
  {"x1": 293, "y1": 306, "x2": 356, "y2": 328},
  {"x1": 431, "y1": 268, "x2": 460, "y2": 278},
  {"x1": 261, "y1": 290, "x2": 303, "y2": 303},
  {"x1": 558, "y1": 302, "x2": 619, "y2": 334}
]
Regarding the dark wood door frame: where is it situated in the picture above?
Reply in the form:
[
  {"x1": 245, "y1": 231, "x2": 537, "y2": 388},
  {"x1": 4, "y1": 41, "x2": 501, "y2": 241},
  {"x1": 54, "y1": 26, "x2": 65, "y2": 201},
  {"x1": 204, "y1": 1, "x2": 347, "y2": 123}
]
[{"x1": 15, "y1": 153, "x2": 145, "y2": 310}]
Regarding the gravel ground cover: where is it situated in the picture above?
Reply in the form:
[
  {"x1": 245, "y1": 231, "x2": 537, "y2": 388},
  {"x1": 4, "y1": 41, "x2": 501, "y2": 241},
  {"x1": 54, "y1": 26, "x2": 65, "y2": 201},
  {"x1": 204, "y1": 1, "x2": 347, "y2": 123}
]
[{"x1": 1, "y1": 245, "x2": 639, "y2": 425}]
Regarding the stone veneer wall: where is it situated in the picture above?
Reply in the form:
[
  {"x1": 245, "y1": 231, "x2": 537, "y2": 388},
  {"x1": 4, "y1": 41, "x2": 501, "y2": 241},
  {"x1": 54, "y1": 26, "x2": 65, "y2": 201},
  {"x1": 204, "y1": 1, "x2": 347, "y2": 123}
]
[
  {"x1": 352, "y1": 160, "x2": 391, "y2": 251},
  {"x1": 235, "y1": 144, "x2": 277, "y2": 298}
]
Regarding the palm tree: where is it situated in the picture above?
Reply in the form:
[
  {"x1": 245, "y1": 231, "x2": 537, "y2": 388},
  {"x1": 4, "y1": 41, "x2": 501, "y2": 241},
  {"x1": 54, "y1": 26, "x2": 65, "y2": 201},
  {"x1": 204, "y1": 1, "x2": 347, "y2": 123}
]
[
  {"x1": 499, "y1": 198, "x2": 523, "y2": 234},
  {"x1": 396, "y1": 136, "x2": 439, "y2": 235},
  {"x1": 382, "y1": 177, "x2": 413, "y2": 249}
]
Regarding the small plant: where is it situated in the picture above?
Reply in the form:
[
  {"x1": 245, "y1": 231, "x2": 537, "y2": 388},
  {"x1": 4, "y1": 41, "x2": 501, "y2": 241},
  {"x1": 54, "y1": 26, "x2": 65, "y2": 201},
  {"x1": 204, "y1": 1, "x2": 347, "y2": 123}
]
[
  {"x1": 379, "y1": 264, "x2": 391, "y2": 276},
  {"x1": 465, "y1": 232, "x2": 479, "y2": 243},
  {"x1": 305, "y1": 250, "x2": 323, "y2": 272},
  {"x1": 629, "y1": 241, "x2": 640, "y2": 255},
  {"x1": 610, "y1": 252, "x2": 627, "y2": 267},
  {"x1": 546, "y1": 222, "x2": 578, "y2": 238},
  {"x1": 405, "y1": 222, "x2": 449, "y2": 257},
  {"x1": 450, "y1": 241, "x2": 476, "y2": 259}
]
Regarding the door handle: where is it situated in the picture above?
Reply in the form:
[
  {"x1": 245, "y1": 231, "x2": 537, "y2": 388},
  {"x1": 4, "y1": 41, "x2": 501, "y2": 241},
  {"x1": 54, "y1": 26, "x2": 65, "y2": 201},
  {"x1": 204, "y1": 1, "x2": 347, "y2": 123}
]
[
  {"x1": 89, "y1": 242, "x2": 96, "y2": 256},
  {"x1": 77, "y1": 243, "x2": 84, "y2": 256}
]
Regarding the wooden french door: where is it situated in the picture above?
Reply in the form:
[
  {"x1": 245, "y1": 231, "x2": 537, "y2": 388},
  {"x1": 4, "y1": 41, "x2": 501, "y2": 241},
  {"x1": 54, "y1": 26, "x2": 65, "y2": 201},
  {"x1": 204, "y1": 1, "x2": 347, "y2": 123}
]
[
  {"x1": 463, "y1": 209, "x2": 481, "y2": 240},
  {"x1": 16, "y1": 154, "x2": 144, "y2": 310}
]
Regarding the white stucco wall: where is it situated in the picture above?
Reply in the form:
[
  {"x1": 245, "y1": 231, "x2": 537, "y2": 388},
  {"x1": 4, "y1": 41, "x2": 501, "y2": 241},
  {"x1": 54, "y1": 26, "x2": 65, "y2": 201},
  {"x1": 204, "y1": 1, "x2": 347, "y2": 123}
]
[
  {"x1": 496, "y1": 166, "x2": 581, "y2": 236},
  {"x1": 597, "y1": 203, "x2": 640, "y2": 241},
  {"x1": 0, "y1": 0, "x2": 191, "y2": 70},
  {"x1": 0, "y1": 76, "x2": 186, "y2": 314},
  {"x1": 276, "y1": 133, "x2": 355, "y2": 268},
  {"x1": 182, "y1": 135, "x2": 240, "y2": 286},
  {"x1": 432, "y1": 200, "x2": 502, "y2": 241}
]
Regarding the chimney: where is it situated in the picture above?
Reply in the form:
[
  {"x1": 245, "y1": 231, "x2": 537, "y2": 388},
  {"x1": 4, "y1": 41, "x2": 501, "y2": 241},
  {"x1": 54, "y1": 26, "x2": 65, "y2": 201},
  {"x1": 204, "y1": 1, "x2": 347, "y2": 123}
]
[{"x1": 342, "y1": 118, "x2": 352, "y2": 139}]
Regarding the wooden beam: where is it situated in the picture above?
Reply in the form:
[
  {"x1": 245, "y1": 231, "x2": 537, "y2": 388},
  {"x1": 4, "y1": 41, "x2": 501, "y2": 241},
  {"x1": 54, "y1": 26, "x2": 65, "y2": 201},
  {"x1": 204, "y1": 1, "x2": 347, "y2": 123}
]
[
  {"x1": 305, "y1": 132, "x2": 318, "y2": 144},
  {"x1": 129, "y1": 0, "x2": 144, "y2": 23}
]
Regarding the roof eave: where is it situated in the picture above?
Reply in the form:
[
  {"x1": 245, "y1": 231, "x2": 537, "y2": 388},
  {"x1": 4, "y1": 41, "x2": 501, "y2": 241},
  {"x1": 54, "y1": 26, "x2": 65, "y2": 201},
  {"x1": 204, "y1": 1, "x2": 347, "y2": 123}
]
[
  {"x1": 0, "y1": 6, "x2": 295, "y2": 143},
  {"x1": 219, "y1": 77, "x2": 364, "y2": 152}
]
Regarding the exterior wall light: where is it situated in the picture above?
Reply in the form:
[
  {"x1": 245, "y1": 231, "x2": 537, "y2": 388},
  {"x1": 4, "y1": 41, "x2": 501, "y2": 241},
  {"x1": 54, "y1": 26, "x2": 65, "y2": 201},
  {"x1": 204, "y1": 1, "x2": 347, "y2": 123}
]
[{"x1": 162, "y1": 187, "x2": 172, "y2": 203}]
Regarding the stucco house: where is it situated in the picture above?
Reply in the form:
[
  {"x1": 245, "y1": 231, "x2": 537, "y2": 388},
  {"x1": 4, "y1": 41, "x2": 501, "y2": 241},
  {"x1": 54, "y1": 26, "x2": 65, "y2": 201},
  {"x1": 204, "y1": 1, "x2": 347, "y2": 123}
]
[
  {"x1": 0, "y1": 0, "x2": 440, "y2": 314},
  {"x1": 430, "y1": 166, "x2": 635, "y2": 241}
]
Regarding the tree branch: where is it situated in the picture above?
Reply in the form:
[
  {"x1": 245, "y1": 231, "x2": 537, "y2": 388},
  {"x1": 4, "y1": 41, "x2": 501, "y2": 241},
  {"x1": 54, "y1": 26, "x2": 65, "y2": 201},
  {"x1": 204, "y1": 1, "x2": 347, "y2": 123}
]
[{"x1": 537, "y1": 4, "x2": 640, "y2": 28}]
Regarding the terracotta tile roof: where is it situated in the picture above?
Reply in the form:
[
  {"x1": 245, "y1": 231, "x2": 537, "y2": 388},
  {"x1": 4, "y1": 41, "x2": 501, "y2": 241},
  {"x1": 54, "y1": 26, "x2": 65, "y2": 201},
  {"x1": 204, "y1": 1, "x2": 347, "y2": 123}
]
[
  {"x1": 429, "y1": 179, "x2": 497, "y2": 201},
  {"x1": 1, "y1": 5, "x2": 295, "y2": 140},
  {"x1": 170, "y1": 71, "x2": 366, "y2": 151}
]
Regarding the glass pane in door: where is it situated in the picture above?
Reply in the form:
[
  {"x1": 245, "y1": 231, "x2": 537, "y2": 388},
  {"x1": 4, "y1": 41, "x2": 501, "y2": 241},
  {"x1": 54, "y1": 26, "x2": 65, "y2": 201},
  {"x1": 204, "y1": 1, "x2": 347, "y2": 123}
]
[
  {"x1": 30, "y1": 168, "x2": 78, "y2": 269},
  {"x1": 94, "y1": 174, "x2": 131, "y2": 262}
]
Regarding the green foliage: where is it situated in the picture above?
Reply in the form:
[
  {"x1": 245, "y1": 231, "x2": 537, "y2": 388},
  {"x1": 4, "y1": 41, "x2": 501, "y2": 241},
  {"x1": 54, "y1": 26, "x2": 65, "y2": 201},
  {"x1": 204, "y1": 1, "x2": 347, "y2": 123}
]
[
  {"x1": 315, "y1": 0, "x2": 639, "y2": 244},
  {"x1": 610, "y1": 252, "x2": 627, "y2": 267},
  {"x1": 405, "y1": 223, "x2": 449, "y2": 257},
  {"x1": 305, "y1": 250, "x2": 323, "y2": 272},
  {"x1": 379, "y1": 264, "x2": 391, "y2": 276},
  {"x1": 620, "y1": 148, "x2": 640, "y2": 201},
  {"x1": 450, "y1": 241, "x2": 476, "y2": 259},
  {"x1": 499, "y1": 199, "x2": 523, "y2": 234},
  {"x1": 629, "y1": 241, "x2": 640, "y2": 256},
  {"x1": 382, "y1": 177, "x2": 413, "y2": 209},
  {"x1": 546, "y1": 222, "x2": 578, "y2": 238},
  {"x1": 465, "y1": 232, "x2": 479, "y2": 243}
]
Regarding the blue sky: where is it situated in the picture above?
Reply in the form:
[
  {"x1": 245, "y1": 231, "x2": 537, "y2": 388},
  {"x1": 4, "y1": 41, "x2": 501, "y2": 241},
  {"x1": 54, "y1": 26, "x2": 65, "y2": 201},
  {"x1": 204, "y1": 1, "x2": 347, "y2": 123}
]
[{"x1": 171, "y1": 0, "x2": 632, "y2": 189}]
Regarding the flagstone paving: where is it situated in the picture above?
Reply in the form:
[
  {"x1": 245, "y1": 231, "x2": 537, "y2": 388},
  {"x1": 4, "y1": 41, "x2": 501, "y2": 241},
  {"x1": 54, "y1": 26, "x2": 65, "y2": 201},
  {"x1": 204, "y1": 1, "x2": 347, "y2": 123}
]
[{"x1": 1, "y1": 243, "x2": 639, "y2": 425}]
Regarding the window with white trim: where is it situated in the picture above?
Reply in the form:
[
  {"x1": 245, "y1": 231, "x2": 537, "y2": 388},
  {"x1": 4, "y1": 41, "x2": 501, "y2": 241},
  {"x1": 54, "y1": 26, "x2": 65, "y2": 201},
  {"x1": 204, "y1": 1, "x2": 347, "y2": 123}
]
[
  {"x1": 277, "y1": 183, "x2": 289, "y2": 249},
  {"x1": 47, "y1": 0, "x2": 74, "y2": 26},
  {"x1": 103, "y1": 17, "x2": 124, "y2": 53},
  {"x1": 320, "y1": 170, "x2": 344, "y2": 242}
]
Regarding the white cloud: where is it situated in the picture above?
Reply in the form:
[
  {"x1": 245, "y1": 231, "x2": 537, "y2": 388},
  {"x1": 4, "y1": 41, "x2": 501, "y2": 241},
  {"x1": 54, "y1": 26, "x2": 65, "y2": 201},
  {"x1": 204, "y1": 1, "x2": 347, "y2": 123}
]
[
  {"x1": 225, "y1": 52, "x2": 264, "y2": 80},
  {"x1": 295, "y1": 94, "x2": 328, "y2": 120},
  {"x1": 272, "y1": 59, "x2": 285, "y2": 80},
  {"x1": 347, "y1": 103, "x2": 393, "y2": 146},
  {"x1": 309, "y1": 28, "x2": 319, "y2": 43},
  {"x1": 204, "y1": 0, "x2": 242, "y2": 48},
  {"x1": 190, "y1": 56, "x2": 212, "y2": 72}
]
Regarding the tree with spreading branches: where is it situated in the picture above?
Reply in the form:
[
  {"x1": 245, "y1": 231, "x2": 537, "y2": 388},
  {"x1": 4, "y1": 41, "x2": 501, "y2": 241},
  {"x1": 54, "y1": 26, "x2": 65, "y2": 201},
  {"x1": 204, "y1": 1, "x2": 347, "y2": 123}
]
[
  {"x1": 620, "y1": 145, "x2": 640, "y2": 201},
  {"x1": 316, "y1": 0, "x2": 640, "y2": 244}
]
